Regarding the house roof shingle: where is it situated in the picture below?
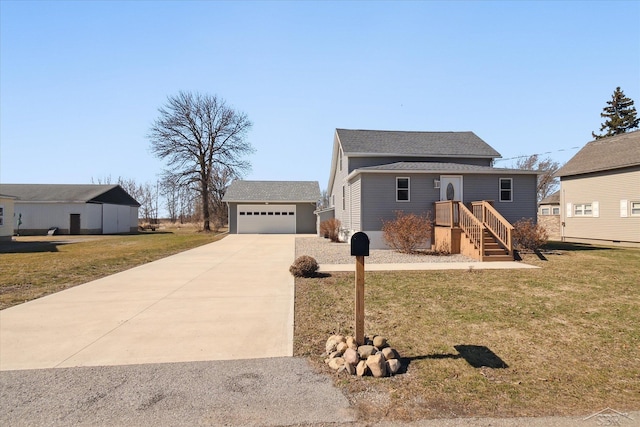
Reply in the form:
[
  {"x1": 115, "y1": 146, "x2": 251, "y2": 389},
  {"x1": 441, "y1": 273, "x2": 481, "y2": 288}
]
[
  {"x1": 336, "y1": 129, "x2": 502, "y2": 158},
  {"x1": 540, "y1": 190, "x2": 560, "y2": 205},
  {"x1": 0, "y1": 184, "x2": 141, "y2": 207},
  {"x1": 556, "y1": 130, "x2": 640, "y2": 177},
  {"x1": 356, "y1": 162, "x2": 536, "y2": 174},
  {"x1": 223, "y1": 181, "x2": 321, "y2": 202}
]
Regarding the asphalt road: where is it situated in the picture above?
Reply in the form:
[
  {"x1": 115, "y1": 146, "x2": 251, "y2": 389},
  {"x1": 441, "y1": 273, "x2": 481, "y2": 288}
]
[{"x1": 0, "y1": 357, "x2": 355, "y2": 426}]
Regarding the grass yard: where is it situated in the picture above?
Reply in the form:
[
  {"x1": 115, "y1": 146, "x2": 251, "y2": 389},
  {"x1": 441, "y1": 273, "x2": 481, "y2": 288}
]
[
  {"x1": 0, "y1": 225, "x2": 225, "y2": 309},
  {"x1": 294, "y1": 243, "x2": 640, "y2": 421}
]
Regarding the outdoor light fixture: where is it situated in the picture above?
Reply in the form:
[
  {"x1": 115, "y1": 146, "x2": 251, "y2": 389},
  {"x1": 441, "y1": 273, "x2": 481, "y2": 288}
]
[{"x1": 434, "y1": 179, "x2": 441, "y2": 189}]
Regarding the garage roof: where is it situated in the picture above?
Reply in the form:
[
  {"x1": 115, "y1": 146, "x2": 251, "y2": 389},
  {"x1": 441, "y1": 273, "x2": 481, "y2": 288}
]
[
  {"x1": 223, "y1": 180, "x2": 321, "y2": 202},
  {"x1": 0, "y1": 184, "x2": 140, "y2": 207}
]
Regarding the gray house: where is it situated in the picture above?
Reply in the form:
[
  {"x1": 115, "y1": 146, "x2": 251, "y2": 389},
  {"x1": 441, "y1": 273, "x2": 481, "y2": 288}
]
[
  {"x1": 223, "y1": 180, "x2": 320, "y2": 234},
  {"x1": 556, "y1": 130, "x2": 640, "y2": 247},
  {"x1": 324, "y1": 129, "x2": 538, "y2": 259},
  {"x1": 0, "y1": 184, "x2": 140, "y2": 235}
]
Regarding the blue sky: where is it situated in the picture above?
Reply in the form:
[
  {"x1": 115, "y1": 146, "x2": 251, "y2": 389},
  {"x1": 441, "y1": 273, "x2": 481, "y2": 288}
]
[{"x1": 1, "y1": 1, "x2": 639, "y2": 192}]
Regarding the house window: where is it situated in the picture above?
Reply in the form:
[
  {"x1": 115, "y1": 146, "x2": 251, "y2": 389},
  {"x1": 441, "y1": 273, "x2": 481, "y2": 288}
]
[
  {"x1": 342, "y1": 186, "x2": 346, "y2": 210},
  {"x1": 552, "y1": 207, "x2": 560, "y2": 215},
  {"x1": 541, "y1": 208, "x2": 550, "y2": 215},
  {"x1": 396, "y1": 177, "x2": 410, "y2": 202},
  {"x1": 0, "y1": 205, "x2": 4, "y2": 227},
  {"x1": 631, "y1": 201, "x2": 640, "y2": 216},
  {"x1": 339, "y1": 148, "x2": 343, "y2": 171},
  {"x1": 499, "y1": 178, "x2": 512, "y2": 202},
  {"x1": 574, "y1": 203, "x2": 593, "y2": 216}
]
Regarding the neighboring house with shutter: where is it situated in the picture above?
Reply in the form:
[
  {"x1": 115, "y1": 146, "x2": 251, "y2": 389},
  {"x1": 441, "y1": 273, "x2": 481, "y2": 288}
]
[
  {"x1": 555, "y1": 130, "x2": 640, "y2": 247},
  {"x1": 323, "y1": 128, "x2": 538, "y2": 260},
  {"x1": 538, "y1": 190, "x2": 561, "y2": 240},
  {"x1": 0, "y1": 184, "x2": 140, "y2": 235},
  {"x1": 224, "y1": 180, "x2": 320, "y2": 234}
]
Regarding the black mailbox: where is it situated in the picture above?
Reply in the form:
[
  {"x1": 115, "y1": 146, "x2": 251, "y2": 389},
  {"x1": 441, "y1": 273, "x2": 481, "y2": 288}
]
[{"x1": 350, "y1": 232, "x2": 370, "y2": 256}]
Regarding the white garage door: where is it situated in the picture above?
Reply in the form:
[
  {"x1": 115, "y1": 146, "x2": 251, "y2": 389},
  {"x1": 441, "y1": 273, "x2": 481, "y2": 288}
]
[{"x1": 237, "y1": 204, "x2": 296, "y2": 234}]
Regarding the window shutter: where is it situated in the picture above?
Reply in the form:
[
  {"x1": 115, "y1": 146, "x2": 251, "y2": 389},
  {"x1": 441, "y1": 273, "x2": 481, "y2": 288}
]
[
  {"x1": 566, "y1": 203, "x2": 572, "y2": 218},
  {"x1": 592, "y1": 201, "x2": 599, "y2": 218},
  {"x1": 620, "y1": 200, "x2": 628, "y2": 218}
]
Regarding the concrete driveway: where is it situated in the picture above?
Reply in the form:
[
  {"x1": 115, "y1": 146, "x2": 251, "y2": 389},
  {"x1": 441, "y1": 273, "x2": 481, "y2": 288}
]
[{"x1": 0, "y1": 234, "x2": 296, "y2": 371}]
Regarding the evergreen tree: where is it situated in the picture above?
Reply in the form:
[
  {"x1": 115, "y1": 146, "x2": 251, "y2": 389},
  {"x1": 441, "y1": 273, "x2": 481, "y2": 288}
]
[{"x1": 592, "y1": 87, "x2": 639, "y2": 139}]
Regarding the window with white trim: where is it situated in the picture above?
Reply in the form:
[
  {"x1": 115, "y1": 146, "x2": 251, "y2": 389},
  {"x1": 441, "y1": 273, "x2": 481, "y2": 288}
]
[
  {"x1": 574, "y1": 203, "x2": 593, "y2": 216},
  {"x1": 499, "y1": 178, "x2": 512, "y2": 202},
  {"x1": 631, "y1": 201, "x2": 640, "y2": 216},
  {"x1": 541, "y1": 207, "x2": 550, "y2": 215},
  {"x1": 396, "y1": 177, "x2": 410, "y2": 202},
  {"x1": 552, "y1": 207, "x2": 560, "y2": 215}
]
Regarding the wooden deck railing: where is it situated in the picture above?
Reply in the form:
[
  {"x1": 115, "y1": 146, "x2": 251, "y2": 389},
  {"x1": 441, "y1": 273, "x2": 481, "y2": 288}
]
[
  {"x1": 471, "y1": 201, "x2": 514, "y2": 254},
  {"x1": 434, "y1": 201, "x2": 458, "y2": 227}
]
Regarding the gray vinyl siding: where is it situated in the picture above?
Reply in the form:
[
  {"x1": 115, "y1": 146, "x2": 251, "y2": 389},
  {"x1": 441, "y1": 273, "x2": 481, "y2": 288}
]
[
  {"x1": 463, "y1": 174, "x2": 538, "y2": 224},
  {"x1": 296, "y1": 203, "x2": 317, "y2": 233},
  {"x1": 350, "y1": 176, "x2": 362, "y2": 231},
  {"x1": 561, "y1": 167, "x2": 640, "y2": 244},
  {"x1": 360, "y1": 173, "x2": 440, "y2": 230},
  {"x1": 349, "y1": 156, "x2": 492, "y2": 172},
  {"x1": 228, "y1": 203, "x2": 238, "y2": 233},
  {"x1": 331, "y1": 147, "x2": 350, "y2": 226}
]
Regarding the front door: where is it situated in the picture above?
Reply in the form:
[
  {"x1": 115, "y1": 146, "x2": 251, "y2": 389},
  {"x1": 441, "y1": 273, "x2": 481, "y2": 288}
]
[{"x1": 440, "y1": 176, "x2": 463, "y2": 202}]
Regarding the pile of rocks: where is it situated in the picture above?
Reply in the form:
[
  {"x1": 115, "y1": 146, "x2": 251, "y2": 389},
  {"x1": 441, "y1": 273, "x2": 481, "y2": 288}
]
[{"x1": 323, "y1": 334, "x2": 402, "y2": 377}]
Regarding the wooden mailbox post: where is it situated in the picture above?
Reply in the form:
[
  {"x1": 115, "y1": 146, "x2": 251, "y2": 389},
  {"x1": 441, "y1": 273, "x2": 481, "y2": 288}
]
[{"x1": 350, "y1": 232, "x2": 370, "y2": 346}]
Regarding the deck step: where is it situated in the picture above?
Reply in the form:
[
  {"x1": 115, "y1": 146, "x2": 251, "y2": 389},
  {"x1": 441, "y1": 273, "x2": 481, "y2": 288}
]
[{"x1": 482, "y1": 254, "x2": 514, "y2": 262}]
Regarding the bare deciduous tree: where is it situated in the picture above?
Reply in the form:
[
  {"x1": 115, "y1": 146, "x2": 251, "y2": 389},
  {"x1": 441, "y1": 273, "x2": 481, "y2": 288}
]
[
  {"x1": 515, "y1": 155, "x2": 561, "y2": 202},
  {"x1": 148, "y1": 91, "x2": 253, "y2": 231}
]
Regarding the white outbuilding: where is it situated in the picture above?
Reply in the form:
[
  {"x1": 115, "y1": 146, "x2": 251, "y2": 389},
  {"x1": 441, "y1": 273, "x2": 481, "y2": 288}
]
[
  {"x1": 0, "y1": 193, "x2": 16, "y2": 241},
  {"x1": 0, "y1": 184, "x2": 140, "y2": 235}
]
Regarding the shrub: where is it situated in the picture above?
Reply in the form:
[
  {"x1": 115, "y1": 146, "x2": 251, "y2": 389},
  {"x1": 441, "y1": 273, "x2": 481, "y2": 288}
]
[
  {"x1": 320, "y1": 218, "x2": 341, "y2": 242},
  {"x1": 289, "y1": 255, "x2": 319, "y2": 277},
  {"x1": 513, "y1": 218, "x2": 548, "y2": 251},
  {"x1": 382, "y1": 211, "x2": 433, "y2": 254}
]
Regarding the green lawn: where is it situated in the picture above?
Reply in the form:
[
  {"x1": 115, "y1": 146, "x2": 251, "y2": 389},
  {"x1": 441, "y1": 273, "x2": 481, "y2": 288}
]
[
  {"x1": 294, "y1": 243, "x2": 640, "y2": 421},
  {"x1": 0, "y1": 226, "x2": 225, "y2": 309}
]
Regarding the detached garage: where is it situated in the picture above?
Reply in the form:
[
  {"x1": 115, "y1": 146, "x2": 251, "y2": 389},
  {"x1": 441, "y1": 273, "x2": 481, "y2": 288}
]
[
  {"x1": 224, "y1": 181, "x2": 320, "y2": 234},
  {"x1": 0, "y1": 184, "x2": 140, "y2": 235}
]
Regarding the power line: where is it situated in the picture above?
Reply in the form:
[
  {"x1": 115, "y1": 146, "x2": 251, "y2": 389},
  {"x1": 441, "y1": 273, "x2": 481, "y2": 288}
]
[{"x1": 494, "y1": 146, "x2": 582, "y2": 163}]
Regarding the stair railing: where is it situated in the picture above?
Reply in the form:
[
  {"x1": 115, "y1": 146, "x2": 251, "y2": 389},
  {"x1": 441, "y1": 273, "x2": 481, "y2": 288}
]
[
  {"x1": 458, "y1": 202, "x2": 484, "y2": 257},
  {"x1": 471, "y1": 201, "x2": 514, "y2": 254}
]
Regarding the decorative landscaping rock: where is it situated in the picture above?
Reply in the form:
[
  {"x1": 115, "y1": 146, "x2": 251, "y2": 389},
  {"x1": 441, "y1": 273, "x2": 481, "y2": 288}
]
[
  {"x1": 356, "y1": 360, "x2": 368, "y2": 377},
  {"x1": 381, "y1": 347, "x2": 397, "y2": 360},
  {"x1": 373, "y1": 336, "x2": 388, "y2": 349},
  {"x1": 328, "y1": 357, "x2": 345, "y2": 370},
  {"x1": 366, "y1": 354, "x2": 388, "y2": 378},
  {"x1": 357, "y1": 345, "x2": 377, "y2": 359},
  {"x1": 346, "y1": 336, "x2": 358, "y2": 350},
  {"x1": 343, "y1": 348, "x2": 359, "y2": 365},
  {"x1": 386, "y1": 359, "x2": 401, "y2": 375},
  {"x1": 323, "y1": 334, "x2": 401, "y2": 378},
  {"x1": 325, "y1": 335, "x2": 346, "y2": 353},
  {"x1": 338, "y1": 362, "x2": 356, "y2": 376}
]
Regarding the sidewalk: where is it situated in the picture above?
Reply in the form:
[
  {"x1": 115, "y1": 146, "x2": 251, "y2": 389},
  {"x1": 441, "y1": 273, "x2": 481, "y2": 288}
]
[{"x1": 320, "y1": 261, "x2": 539, "y2": 272}]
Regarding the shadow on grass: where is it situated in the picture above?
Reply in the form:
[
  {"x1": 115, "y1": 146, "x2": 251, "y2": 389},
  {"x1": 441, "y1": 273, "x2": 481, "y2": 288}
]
[
  {"x1": 543, "y1": 241, "x2": 616, "y2": 252},
  {"x1": 0, "y1": 240, "x2": 70, "y2": 254},
  {"x1": 401, "y1": 345, "x2": 508, "y2": 373}
]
